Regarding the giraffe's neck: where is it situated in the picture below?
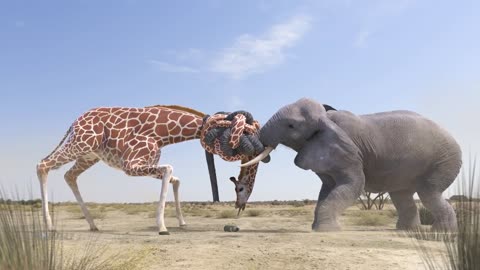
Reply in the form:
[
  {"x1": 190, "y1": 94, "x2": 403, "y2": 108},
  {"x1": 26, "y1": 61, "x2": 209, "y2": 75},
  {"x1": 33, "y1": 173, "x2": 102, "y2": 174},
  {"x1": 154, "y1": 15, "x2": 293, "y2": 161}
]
[
  {"x1": 239, "y1": 159, "x2": 259, "y2": 197},
  {"x1": 153, "y1": 108, "x2": 204, "y2": 147}
]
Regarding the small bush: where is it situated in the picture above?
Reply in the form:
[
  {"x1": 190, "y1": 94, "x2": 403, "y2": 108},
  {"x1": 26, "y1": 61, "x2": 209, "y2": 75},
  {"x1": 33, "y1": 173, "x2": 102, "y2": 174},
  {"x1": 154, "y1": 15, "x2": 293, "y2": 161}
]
[
  {"x1": 124, "y1": 207, "x2": 149, "y2": 215},
  {"x1": 277, "y1": 208, "x2": 310, "y2": 217},
  {"x1": 271, "y1": 200, "x2": 282, "y2": 206},
  {"x1": 245, "y1": 209, "x2": 263, "y2": 217},
  {"x1": 450, "y1": 195, "x2": 469, "y2": 202},
  {"x1": 419, "y1": 207, "x2": 434, "y2": 225},
  {"x1": 185, "y1": 208, "x2": 205, "y2": 217},
  {"x1": 203, "y1": 212, "x2": 214, "y2": 218},
  {"x1": 290, "y1": 201, "x2": 305, "y2": 207},
  {"x1": 385, "y1": 209, "x2": 398, "y2": 218},
  {"x1": 147, "y1": 209, "x2": 176, "y2": 218},
  {"x1": 217, "y1": 210, "x2": 237, "y2": 219},
  {"x1": 65, "y1": 205, "x2": 83, "y2": 215},
  {"x1": 353, "y1": 212, "x2": 391, "y2": 226},
  {"x1": 78, "y1": 209, "x2": 107, "y2": 220}
]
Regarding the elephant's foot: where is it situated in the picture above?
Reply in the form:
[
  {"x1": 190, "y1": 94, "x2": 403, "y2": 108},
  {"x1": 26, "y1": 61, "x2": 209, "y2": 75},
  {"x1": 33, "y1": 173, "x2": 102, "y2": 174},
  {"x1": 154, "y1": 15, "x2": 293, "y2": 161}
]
[
  {"x1": 431, "y1": 220, "x2": 457, "y2": 232},
  {"x1": 396, "y1": 223, "x2": 421, "y2": 231},
  {"x1": 312, "y1": 221, "x2": 341, "y2": 232},
  {"x1": 396, "y1": 217, "x2": 421, "y2": 231}
]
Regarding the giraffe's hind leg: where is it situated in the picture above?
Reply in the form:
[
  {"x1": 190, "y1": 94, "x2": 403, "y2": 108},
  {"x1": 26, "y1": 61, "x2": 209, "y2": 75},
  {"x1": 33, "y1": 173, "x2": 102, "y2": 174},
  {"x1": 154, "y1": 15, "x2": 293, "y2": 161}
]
[
  {"x1": 37, "y1": 130, "x2": 102, "y2": 231},
  {"x1": 64, "y1": 154, "x2": 100, "y2": 231},
  {"x1": 37, "y1": 150, "x2": 79, "y2": 231}
]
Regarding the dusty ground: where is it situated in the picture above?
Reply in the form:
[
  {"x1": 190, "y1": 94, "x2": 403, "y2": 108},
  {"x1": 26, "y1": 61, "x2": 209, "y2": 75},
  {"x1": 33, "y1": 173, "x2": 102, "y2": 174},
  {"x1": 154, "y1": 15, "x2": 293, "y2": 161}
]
[{"x1": 53, "y1": 202, "x2": 446, "y2": 270}]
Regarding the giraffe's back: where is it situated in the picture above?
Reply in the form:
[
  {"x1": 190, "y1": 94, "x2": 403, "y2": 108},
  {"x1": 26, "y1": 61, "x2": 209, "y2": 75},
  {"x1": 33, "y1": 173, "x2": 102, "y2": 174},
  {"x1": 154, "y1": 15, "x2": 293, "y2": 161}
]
[{"x1": 71, "y1": 106, "x2": 203, "y2": 169}]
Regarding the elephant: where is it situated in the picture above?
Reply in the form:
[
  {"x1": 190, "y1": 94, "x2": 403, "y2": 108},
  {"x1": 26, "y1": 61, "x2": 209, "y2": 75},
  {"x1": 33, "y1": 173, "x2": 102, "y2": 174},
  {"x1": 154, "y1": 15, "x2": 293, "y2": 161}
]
[{"x1": 240, "y1": 98, "x2": 462, "y2": 232}]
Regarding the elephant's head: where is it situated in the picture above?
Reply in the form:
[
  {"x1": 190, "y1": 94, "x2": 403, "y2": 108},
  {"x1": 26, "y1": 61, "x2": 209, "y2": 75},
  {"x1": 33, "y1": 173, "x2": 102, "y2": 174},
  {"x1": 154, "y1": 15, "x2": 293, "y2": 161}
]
[
  {"x1": 241, "y1": 98, "x2": 337, "y2": 169},
  {"x1": 234, "y1": 98, "x2": 339, "y2": 211}
]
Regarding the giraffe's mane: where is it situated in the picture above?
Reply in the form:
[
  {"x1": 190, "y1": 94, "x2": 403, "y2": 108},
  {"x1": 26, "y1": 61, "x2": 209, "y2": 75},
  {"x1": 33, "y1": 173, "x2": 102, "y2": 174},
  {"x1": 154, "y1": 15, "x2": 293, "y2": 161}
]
[{"x1": 146, "y1": 105, "x2": 206, "y2": 118}]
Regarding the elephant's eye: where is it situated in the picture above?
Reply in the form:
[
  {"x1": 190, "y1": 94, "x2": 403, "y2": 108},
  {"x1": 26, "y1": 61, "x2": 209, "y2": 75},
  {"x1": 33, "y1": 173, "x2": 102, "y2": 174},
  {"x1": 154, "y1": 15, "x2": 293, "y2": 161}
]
[{"x1": 288, "y1": 124, "x2": 294, "y2": 129}]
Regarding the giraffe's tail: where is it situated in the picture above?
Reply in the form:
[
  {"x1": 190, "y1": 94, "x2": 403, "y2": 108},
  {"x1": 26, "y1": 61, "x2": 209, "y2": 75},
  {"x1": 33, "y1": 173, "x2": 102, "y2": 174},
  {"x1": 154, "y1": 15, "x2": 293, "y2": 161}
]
[{"x1": 41, "y1": 125, "x2": 74, "y2": 161}]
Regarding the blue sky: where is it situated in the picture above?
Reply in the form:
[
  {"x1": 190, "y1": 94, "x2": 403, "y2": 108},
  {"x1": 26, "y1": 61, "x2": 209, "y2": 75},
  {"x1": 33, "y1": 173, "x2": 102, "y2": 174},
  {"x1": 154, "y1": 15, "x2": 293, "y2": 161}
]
[{"x1": 0, "y1": 0, "x2": 479, "y2": 202}]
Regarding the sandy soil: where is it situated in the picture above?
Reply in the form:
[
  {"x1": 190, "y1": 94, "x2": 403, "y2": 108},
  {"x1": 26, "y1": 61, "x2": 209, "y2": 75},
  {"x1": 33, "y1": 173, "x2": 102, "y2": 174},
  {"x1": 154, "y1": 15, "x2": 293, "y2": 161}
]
[{"x1": 54, "y1": 203, "x2": 445, "y2": 270}]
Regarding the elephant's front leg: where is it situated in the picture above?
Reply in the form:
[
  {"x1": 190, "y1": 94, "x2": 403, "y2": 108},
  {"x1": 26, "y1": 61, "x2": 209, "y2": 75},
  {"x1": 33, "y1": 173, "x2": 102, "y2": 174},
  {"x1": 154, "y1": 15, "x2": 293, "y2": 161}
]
[
  {"x1": 312, "y1": 173, "x2": 339, "y2": 231},
  {"x1": 312, "y1": 170, "x2": 364, "y2": 232}
]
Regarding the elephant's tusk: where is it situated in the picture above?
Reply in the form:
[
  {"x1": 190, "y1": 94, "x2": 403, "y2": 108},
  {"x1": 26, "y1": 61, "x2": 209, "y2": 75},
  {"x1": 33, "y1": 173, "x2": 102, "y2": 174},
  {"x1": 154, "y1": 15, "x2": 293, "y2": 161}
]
[{"x1": 240, "y1": 146, "x2": 274, "y2": 167}]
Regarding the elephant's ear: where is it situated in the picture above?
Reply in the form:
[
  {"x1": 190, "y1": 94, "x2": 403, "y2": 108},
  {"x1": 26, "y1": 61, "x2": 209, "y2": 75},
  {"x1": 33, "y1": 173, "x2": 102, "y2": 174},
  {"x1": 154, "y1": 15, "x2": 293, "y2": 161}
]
[
  {"x1": 295, "y1": 117, "x2": 361, "y2": 172},
  {"x1": 323, "y1": 104, "x2": 337, "y2": 111}
]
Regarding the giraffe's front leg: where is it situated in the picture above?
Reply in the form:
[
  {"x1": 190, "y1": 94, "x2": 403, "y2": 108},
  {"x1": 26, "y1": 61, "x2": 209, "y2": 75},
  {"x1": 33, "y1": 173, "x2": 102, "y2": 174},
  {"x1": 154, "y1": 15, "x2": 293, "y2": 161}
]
[
  {"x1": 156, "y1": 165, "x2": 173, "y2": 235},
  {"x1": 123, "y1": 160, "x2": 174, "y2": 235},
  {"x1": 170, "y1": 176, "x2": 186, "y2": 227}
]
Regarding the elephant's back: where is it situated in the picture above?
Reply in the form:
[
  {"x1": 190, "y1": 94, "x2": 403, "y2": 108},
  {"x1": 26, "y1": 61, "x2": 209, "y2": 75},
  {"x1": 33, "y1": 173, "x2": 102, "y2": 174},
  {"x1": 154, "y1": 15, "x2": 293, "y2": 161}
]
[
  {"x1": 362, "y1": 110, "x2": 460, "y2": 159},
  {"x1": 333, "y1": 110, "x2": 462, "y2": 191}
]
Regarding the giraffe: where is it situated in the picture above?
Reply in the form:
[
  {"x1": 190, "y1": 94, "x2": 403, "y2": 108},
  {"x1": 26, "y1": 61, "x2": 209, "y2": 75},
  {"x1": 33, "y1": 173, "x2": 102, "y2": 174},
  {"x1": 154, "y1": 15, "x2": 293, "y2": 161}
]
[{"x1": 36, "y1": 105, "x2": 255, "y2": 235}]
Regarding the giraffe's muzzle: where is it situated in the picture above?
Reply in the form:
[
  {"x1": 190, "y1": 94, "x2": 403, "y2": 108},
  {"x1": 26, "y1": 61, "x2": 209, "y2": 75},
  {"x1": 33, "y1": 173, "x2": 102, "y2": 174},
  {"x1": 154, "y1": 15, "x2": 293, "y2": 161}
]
[{"x1": 236, "y1": 204, "x2": 246, "y2": 217}]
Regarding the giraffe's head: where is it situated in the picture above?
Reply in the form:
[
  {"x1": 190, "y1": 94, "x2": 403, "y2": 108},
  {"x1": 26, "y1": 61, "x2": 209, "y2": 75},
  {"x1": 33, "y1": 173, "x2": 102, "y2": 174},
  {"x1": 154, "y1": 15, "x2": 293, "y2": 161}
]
[{"x1": 229, "y1": 161, "x2": 259, "y2": 214}]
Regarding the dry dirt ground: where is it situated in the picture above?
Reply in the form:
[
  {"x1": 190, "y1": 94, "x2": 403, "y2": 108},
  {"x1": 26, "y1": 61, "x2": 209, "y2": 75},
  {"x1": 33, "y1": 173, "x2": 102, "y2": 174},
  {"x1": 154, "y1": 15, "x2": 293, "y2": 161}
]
[{"x1": 53, "y1": 202, "x2": 446, "y2": 270}]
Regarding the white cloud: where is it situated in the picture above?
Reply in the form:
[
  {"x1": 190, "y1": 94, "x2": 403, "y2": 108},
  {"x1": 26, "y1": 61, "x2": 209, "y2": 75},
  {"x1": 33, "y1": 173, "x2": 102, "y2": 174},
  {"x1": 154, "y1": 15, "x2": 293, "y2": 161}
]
[
  {"x1": 353, "y1": 30, "x2": 371, "y2": 48},
  {"x1": 148, "y1": 60, "x2": 199, "y2": 73},
  {"x1": 210, "y1": 14, "x2": 312, "y2": 79}
]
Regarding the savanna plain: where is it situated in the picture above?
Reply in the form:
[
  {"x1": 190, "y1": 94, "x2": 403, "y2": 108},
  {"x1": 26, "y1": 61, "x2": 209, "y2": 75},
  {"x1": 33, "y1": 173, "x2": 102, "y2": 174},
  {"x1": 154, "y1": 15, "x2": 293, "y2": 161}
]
[{"x1": 18, "y1": 200, "x2": 449, "y2": 270}]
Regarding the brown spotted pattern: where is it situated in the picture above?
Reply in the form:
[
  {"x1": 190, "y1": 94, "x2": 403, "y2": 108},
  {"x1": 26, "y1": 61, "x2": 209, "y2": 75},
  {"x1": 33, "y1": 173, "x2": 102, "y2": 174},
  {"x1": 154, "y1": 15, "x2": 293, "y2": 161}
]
[
  {"x1": 36, "y1": 105, "x2": 261, "y2": 233},
  {"x1": 38, "y1": 106, "x2": 203, "y2": 178}
]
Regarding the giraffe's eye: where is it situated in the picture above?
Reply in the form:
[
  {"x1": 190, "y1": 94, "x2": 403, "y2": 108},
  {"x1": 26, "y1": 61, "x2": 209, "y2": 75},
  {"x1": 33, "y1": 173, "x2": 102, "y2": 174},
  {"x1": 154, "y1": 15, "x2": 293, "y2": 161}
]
[{"x1": 239, "y1": 187, "x2": 244, "y2": 192}]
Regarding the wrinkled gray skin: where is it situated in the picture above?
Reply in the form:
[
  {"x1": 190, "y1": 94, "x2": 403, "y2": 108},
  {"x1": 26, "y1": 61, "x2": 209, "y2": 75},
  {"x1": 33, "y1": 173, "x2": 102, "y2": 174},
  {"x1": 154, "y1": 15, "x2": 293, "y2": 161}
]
[{"x1": 259, "y1": 98, "x2": 462, "y2": 231}]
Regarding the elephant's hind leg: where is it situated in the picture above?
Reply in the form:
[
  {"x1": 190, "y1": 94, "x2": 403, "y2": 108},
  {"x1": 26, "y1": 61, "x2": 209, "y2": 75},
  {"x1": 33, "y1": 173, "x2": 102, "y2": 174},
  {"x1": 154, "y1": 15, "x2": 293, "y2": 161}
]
[
  {"x1": 417, "y1": 168, "x2": 458, "y2": 231},
  {"x1": 389, "y1": 189, "x2": 420, "y2": 230},
  {"x1": 417, "y1": 190, "x2": 457, "y2": 231}
]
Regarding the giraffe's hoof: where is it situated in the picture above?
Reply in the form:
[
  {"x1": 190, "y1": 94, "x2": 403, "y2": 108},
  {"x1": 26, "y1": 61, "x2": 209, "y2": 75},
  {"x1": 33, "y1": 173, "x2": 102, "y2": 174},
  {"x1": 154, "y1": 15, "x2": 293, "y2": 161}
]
[
  {"x1": 90, "y1": 227, "x2": 99, "y2": 232},
  {"x1": 180, "y1": 224, "x2": 187, "y2": 227},
  {"x1": 159, "y1": 231, "x2": 170, "y2": 235}
]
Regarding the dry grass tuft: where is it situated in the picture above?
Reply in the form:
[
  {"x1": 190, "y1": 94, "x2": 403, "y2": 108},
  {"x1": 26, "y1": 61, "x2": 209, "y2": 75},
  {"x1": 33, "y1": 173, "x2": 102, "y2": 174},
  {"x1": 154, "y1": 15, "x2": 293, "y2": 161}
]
[
  {"x1": 352, "y1": 211, "x2": 392, "y2": 226},
  {"x1": 217, "y1": 210, "x2": 237, "y2": 219},
  {"x1": 408, "y1": 157, "x2": 480, "y2": 270},
  {"x1": 245, "y1": 209, "x2": 264, "y2": 217},
  {"x1": 0, "y1": 190, "x2": 144, "y2": 270}
]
